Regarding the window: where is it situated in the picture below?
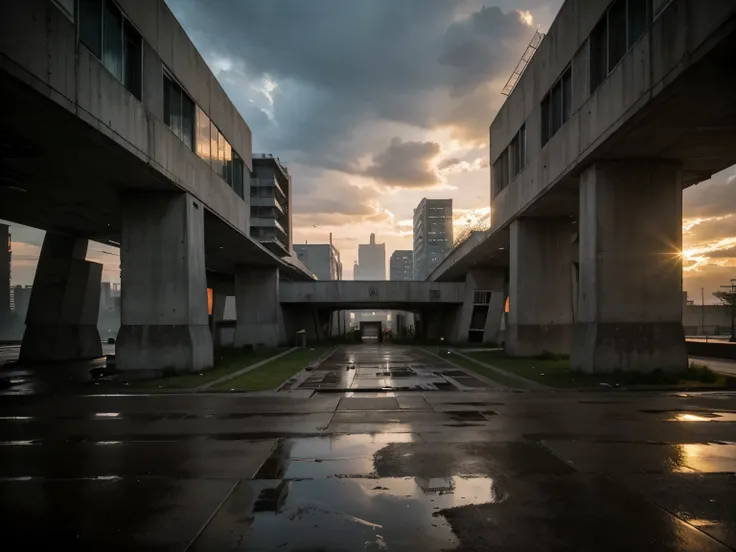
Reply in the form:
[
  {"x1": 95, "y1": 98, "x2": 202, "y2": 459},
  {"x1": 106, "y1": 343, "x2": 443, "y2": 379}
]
[
  {"x1": 195, "y1": 107, "x2": 211, "y2": 163},
  {"x1": 123, "y1": 21, "x2": 142, "y2": 100},
  {"x1": 608, "y1": 0, "x2": 627, "y2": 72},
  {"x1": 232, "y1": 153, "x2": 245, "y2": 199},
  {"x1": 628, "y1": 0, "x2": 649, "y2": 47},
  {"x1": 79, "y1": 0, "x2": 141, "y2": 99},
  {"x1": 53, "y1": 0, "x2": 75, "y2": 18},
  {"x1": 508, "y1": 123, "x2": 526, "y2": 180},
  {"x1": 562, "y1": 69, "x2": 572, "y2": 122},
  {"x1": 210, "y1": 121, "x2": 222, "y2": 178},
  {"x1": 541, "y1": 67, "x2": 571, "y2": 146},
  {"x1": 590, "y1": 0, "x2": 652, "y2": 93},
  {"x1": 80, "y1": 0, "x2": 102, "y2": 58},
  {"x1": 492, "y1": 149, "x2": 509, "y2": 197},
  {"x1": 164, "y1": 74, "x2": 194, "y2": 149}
]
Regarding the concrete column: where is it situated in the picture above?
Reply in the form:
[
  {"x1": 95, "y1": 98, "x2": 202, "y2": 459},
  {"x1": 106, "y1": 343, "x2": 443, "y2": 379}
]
[
  {"x1": 572, "y1": 162, "x2": 687, "y2": 372},
  {"x1": 117, "y1": 192, "x2": 213, "y2": 373},
  {"x1": 20, "y1": 233, "x2": 102, "y2": 362},
  {"x1": 506, "y1": 218, "x2": 574, "y2": 356},
  {"x1": 234, "y1": 267, "x2": 283, "y2": 346},
  {"x1": 455, "y1": 269, "x2": 506, "y2": 344}
]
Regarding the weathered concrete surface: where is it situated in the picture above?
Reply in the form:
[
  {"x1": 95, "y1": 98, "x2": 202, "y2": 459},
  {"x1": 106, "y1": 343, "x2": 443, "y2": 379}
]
[
  {"x1": 117, "y1": 192, "x2": 213, "y2": 374},
  {"x1": 506, "y1": 217, "x2": 574, "y2": 357},
  {"x1": 20, "y1": 233, "x2": 102, "y2": 363},
  {"x1": 1, "y1": 346, "x2": 735, "y2": 550},
  {"x1": 572, "y1": 162, "x2": 687, "y2": 373},
  {"x1": 234, "y1": 267, "x2": 284, "y2": 347}
]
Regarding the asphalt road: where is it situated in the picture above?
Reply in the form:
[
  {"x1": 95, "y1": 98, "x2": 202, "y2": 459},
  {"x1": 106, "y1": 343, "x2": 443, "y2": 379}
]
[{"x1": 1, "y1": 345, "x2": 735, "y2": 551}]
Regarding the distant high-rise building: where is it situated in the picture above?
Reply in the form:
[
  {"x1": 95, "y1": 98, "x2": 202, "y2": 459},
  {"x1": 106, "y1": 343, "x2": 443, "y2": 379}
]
[
  {"x1": 294, "y1": 239, "x2": 343, "y2": 281},
  {"x1": 11, "y1": 285, "x2": 32, "y2": 321},
  {"x1": 390, "y1": 250, "x2": 413, "y2": 281},
  {"x1": 413, "y1": 198, "x2": 453, "y2": 280},
  {"x1": 354, "y1": 233, "x2": 386, "y2": 280},
  {"x1": 250, "y1": 153, "x2": 292, "y2": 257},
  {"x1": 0, "y1": 224, "x2": 10, "y2": 317}
]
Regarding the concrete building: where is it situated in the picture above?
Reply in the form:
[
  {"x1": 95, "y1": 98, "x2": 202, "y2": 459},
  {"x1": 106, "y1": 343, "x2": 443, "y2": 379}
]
[
  {"x1": 428, "y1": 0, "x2": 736, "y2": 372},
  {"x1": 0, "y1": 224, "x2": 9, "y2": 318},
  {"x1": 294, "y1": 242, "x2": 342, "y2": 281},
  {"x1": 11, "y1": 286, "x2": 32, "y2": 322},
  {"x1": 354, "y1": 234, "x2": 386, "y2": 281},
  {"x1": 250, "y1": 154, "x2": 292, "y2": 257},
  {"x1": 390, "y1": 250, "x2": 413, "y2": 281},
  {"x1": 0, "y1": 0, "x2": 311, "y2": 372},
  {"x1": 413, "y1": 198, "x2": 453, "y2": 281}
]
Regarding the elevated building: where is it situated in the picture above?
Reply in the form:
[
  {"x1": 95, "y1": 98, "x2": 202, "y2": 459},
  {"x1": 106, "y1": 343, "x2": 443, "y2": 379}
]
[
  {"x1": 294, "y1": 242, "x2": 342, "y2": 281},
  {"x1": 354, "y1": 234, "x2": 386, "y2": 281},
  {"x1": 413, "y1": 199, "x2": 453, "y2": 281},
  {"x1": 250, "y1": 154, "x2": 292, "y2": 257},
  {"x1": 390, "y1": 250, "x2": 413, "y2": 281}
]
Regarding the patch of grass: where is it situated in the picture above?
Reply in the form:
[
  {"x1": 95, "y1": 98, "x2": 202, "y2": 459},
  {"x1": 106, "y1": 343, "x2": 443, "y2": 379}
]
[
  {"x1": 132, "y1": 347, "x2": 287, "y2": 389},
  {"x1": 211, "y1": 347, "x2": 331, "y2": 391},
  {"x1": 427, "y1": 348, "x2": 530, "y2": 388},
  {"x1": 461, "y1": 350, "x2": 736, "y2": 389}
]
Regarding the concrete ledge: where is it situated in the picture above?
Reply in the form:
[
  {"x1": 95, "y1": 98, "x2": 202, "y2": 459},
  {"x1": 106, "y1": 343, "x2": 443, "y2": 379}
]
[
  {"x1": 571, "y1": 322, "x2": 687, "y2": 373},
  {"x1": 505, "y1": 324, "x2": 573, "y2": 357}
]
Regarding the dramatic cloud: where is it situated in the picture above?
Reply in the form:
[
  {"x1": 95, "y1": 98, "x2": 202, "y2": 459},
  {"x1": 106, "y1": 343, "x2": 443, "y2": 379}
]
[{"x1": 362, "y1": 138, "x2": 441, "y2": 188}]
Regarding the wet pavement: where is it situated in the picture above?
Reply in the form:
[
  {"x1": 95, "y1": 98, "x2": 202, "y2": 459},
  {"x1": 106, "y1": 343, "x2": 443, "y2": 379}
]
[{"x1": 1, "y1": 345, "x2": 736, "y2": 550}]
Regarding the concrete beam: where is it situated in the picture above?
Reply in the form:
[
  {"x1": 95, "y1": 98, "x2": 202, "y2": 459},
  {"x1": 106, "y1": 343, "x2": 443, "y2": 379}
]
[
  {"x1": 117, "y1": 192, "x2": 213, "y2": 373},
  {"x1": 20, "y1": 233, "x2": 102, "y2": 362},
  {"x1": 572, "y1": 162, "x2": 687, "y2": 372}
]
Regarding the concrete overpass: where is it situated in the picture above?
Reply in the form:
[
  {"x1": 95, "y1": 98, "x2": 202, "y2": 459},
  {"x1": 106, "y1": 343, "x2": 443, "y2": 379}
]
[
  {"x1": 0, "y1": 0, "x2": 312, "y2": 374},
  {"x1": 430, "y1": 0, "x2": 736, "y2": 372},
  {"x1": 279, "y1": 280, "x2": 504, "y2": 344}
]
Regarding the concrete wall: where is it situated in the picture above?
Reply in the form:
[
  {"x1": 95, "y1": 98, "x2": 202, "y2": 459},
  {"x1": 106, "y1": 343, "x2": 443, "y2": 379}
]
[
  {"x1": 683, "y1": 304, "x2": 733, "y2": 334},
  {"x1": 0, "y1": 0, "x2": 251, "y2": 233},
  {"x1": 490, "y1": 0, "x2": 736, "y2": 230},
  {"x1": 280, "y1": 281, "x2": 466, "y2": 306}
]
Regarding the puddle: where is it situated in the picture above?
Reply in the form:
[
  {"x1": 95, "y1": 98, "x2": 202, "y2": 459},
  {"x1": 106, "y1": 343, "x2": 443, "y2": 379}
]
[
  {"x1": 640, "y1": 410, "x2": 736, "y2": 422},
  {"x1": 244, "y1": 476, "x2": 502, "y2": 551}
]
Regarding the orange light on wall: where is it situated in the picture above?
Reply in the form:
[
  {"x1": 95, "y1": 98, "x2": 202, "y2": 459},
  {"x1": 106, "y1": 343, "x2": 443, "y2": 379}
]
[
  {"x1": 207, "y1": 288, "x2": 213, "y2": 316},
  {"x1": 504, "y1": 296, "x2": 510, "y2": 313}
]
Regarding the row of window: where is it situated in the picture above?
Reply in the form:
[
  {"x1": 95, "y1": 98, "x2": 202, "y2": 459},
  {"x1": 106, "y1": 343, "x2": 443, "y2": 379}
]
[
  {"x1": 492, "y1": 123, "x2": 527, "y2": 196},
  {"x1": 541, "y1": 68, "x2": 572, "y2": 146},
  {"x1": 78, "y1": 0, "x2": 245, "y2": 200},
  {"x1": 163, "y1": 75, "x2": 245, "y2": 198},
  {"x1": 80, "y1": 0, "x2": 142, "y2": 100},
  {"x1": 591, "y1": 0, "x2": 650, "y2": 93}
]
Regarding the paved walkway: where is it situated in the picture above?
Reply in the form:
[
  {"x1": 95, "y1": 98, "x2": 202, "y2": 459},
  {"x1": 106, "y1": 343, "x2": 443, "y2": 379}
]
[{"x1": 1, "y1": 344, "x2": 735, "y2": 550}]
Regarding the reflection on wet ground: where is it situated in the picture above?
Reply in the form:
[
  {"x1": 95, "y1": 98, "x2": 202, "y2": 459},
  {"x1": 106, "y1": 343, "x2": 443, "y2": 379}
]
[
  {"x1": 291, "y1": 344, "x2": 495, "y2": 391},
  {"x1": 1, "y1": 345, "x2": 736, "y2": 550}
]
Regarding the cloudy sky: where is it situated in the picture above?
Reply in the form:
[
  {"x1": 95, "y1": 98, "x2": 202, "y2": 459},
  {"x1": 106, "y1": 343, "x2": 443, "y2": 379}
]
[{"x1": 3, "y1": 0, "x2": 735, "y2": 302}]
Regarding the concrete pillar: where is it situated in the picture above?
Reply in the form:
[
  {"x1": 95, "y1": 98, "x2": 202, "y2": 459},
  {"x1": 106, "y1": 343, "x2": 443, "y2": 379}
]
[
  {"x1": 455, "y1": 269, "x2": 506, "y2": 344},
  {"x1": 20, "y1": 233, "x2": 102, "y2": 362},
  {"x1": 571, "y1": 162, "x2": 687, "y2": 372},
  {"x1": 506, "y1": 218, "x2": 574, "y2": 356},
  {"x1": 117, "y1": 192, "x2": 213, "y2": 373},
  {"x1": 234, "y1": 267, "x2": 283, "y2": 346}
]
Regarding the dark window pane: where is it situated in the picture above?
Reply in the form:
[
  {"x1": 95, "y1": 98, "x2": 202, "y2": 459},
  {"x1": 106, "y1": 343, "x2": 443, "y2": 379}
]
[
  {"x1": 181, "y1": 95, "x2": 194, "y2": 150},
  {"x1": 608, "y1": 0, "x2": 627, "y2": 72},
  {"x1": 628, "y1": 0, "x2": 649, "y2": 47},
  {"x1": 541, "y1": 94, "x2": 550, "y2": 145},
  {"x1": 519, "y1": 124, "x2": 526, "y2": 168},
  {"x1": 562, "y1": 69, "x2": 572, "y2": 122},
  {"x1": 551, "y1": 81, "x2": 562, "y2": 134},
  {"x1": 211, "y1": 122, "x2": 222, "y2": 177},
  {"x1": 590, "y1": 16, "x2": 607, "y2": 93},
  {"x1": 80, "y1": 0, "x2": 102, "y2": 57},
  {"x1": 232, "y1": 154, "x2": 245, "y2": 199},
  {"x1": 163, "y1": 76, "x2": 172, "y2": 127},
  {"x1": 103, "y1": 0, "x2": 123, "y2": 80},
  {"x1": 123, "y1": 21, "x2": 142, "y2": 99}
]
